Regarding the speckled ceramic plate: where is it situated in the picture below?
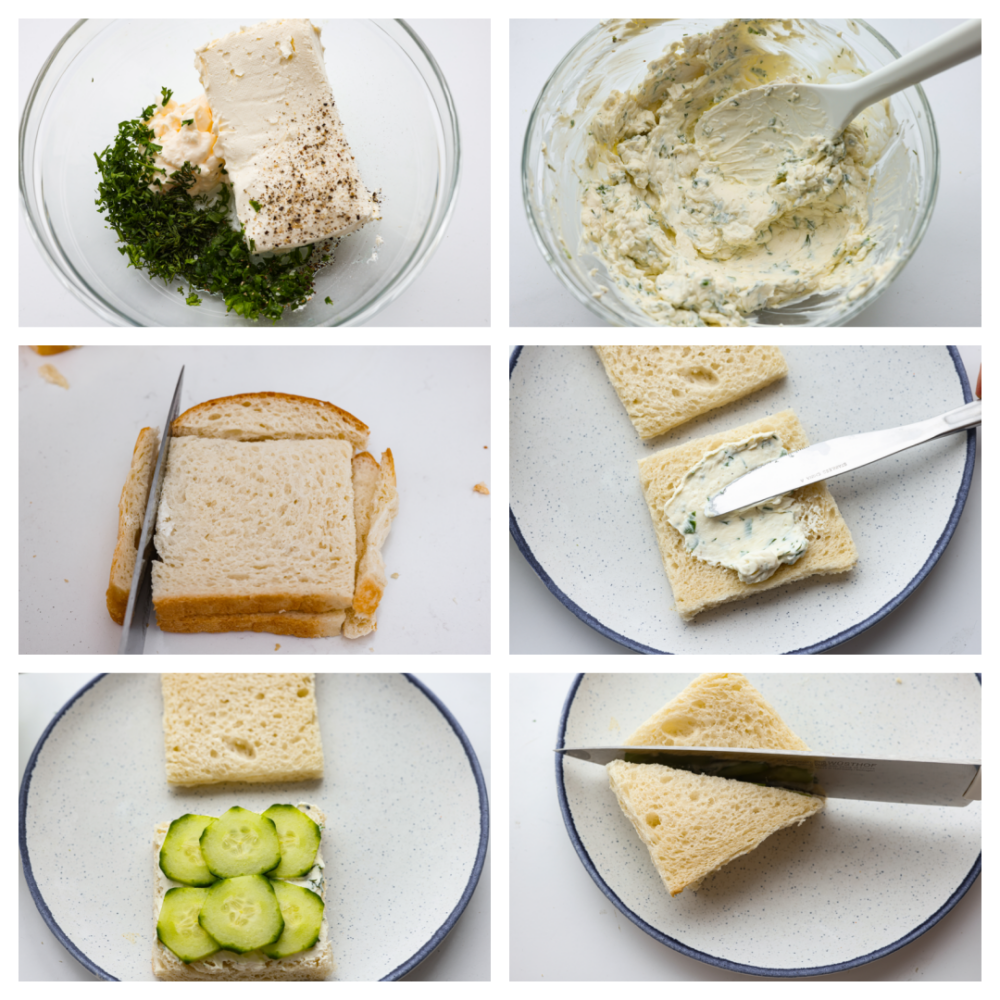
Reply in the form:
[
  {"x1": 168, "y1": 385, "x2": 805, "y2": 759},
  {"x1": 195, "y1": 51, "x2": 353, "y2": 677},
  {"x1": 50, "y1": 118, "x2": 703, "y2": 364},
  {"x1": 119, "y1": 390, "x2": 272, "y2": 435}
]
[
  {"x1": 19, "y1": 674, "x2": 488, "y2": 981},
  {"x1": 510, "y1": 346, "x2": 975, "y2": 653},
  {"x1": 557, "y1": 673, "x2": 981, "y2": 977}
]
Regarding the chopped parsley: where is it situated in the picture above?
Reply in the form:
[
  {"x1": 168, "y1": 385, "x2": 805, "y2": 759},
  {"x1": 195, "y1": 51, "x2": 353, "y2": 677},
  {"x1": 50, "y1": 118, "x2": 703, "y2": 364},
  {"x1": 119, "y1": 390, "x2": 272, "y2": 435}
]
[
  {"x1": 93, "y1": 87, "x2": 321, "y2": 323},
  {"x1": 325, "y1": 296, "x2": 333, "y2": 305},
  {"x1": 249, "y1": 198, "x2": 262, "y2": 213}
]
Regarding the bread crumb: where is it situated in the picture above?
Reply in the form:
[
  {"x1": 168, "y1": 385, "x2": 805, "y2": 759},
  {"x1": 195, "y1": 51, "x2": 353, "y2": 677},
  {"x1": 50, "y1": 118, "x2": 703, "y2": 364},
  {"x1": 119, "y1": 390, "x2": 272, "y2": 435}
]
[
  {"x1": 30, "y1": 346, "x2": 75, "y2": 355},
  {"x1": 275, "y1": 644, "x2": 281, "y2": 651},
  {"x1": 895, "y1": 678, "x2": 902, "y2": 684},
  {"x1": 473, "y1": 482, "x2": 490, "y2": 495},
  {"x1": 391, "y1": 572, "x2": 399, "y2": 579},
  {"x1": 484, "y1": 445, "x2": 488, "y2": 449},
  {"x1": 39, "y1": 364, "x2": 69, "y2": 388}
]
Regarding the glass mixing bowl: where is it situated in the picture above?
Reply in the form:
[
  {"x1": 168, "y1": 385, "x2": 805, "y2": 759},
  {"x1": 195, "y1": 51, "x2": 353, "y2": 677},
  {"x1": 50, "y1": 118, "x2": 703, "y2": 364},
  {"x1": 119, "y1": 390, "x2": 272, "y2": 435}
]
[
  {"x1": 523, "y1": 19, "x2": 939, "y2": 326},
  {"x1": 20, "y1": 19, "x2": 459, "y2": 326}
]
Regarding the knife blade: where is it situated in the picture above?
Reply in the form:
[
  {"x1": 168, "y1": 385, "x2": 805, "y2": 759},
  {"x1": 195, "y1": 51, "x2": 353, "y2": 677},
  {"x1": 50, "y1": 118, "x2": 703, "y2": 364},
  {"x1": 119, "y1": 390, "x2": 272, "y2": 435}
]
[
  {"x1": 118, "y1": 367, "x2": 185, "y2": 654},
  {"x1": 557, "y1": 745, "x2": 981, "y2": 807},
  {"x1": 704, "y1": 400, "x2": 981, "y2": 518}
]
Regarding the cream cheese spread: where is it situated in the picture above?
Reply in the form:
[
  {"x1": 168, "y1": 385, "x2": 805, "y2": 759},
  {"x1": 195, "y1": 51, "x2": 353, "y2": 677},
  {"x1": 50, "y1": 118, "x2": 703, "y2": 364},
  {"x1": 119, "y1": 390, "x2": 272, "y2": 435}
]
[
  {"x1": 147, "y1": 95, "x2": 224, "y2": 196},
  {"x1": 580, "y1": 19, "x2": 896, "y2": 325},
  {"x1": 665, "y1": 433, "x2": 808, "y2": 583},
  {"x1": 195, "y1": 19, "x2": 380, "y2": 253}
]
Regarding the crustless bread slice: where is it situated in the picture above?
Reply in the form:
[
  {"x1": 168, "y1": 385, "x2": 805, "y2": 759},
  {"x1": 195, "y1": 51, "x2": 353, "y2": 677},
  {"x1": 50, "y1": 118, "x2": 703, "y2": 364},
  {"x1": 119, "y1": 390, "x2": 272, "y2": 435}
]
[
  {"x1": 595, "y1": 345, "x2": 787, "y2": 439},
  {"x1": 106, "y1": 426, "x2": 159, "y2": 624},
  {"x1": 607, "y1": 760, "x2": 824, "y2": 896},
  {"x1": 161, "y1": 673, "x2": 323, "y2": 785},
  {"x1": 608, "y1": 672, "x2": 824, "y2": 896},
  {"x1": 638, "y1": 409, "x2": 857, "y2": 620}
]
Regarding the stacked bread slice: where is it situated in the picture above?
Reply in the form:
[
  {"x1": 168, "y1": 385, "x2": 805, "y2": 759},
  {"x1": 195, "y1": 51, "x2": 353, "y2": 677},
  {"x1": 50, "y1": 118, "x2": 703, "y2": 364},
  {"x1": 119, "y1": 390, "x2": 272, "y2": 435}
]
[
  {"x1": 607, "y1": 673, "x2": 825, "y2": 896},
  {"x1": 108, "y1": 393, "x2": 397, "y2": 639}
]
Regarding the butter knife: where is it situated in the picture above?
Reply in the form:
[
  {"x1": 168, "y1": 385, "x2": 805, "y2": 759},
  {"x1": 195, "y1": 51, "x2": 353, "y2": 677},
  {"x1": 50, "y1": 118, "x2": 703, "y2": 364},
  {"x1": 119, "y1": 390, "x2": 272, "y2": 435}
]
[{"x1": 705, "y1": 400, "x2": 981, "y2": 518}]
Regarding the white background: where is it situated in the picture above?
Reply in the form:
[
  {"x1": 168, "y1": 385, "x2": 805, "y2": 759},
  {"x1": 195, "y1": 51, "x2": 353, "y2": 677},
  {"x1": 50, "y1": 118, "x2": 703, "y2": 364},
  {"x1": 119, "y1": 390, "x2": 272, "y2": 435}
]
[
  {"x1": 19, "y1": 672, "x2": 491, "y2": 981},
  {"x1": 19, "y1": 18, "x2": 490, "y2": 327},
  {"x1": 509, "y1": 19, "x2": 981, "y2": 327},
  {"x1": 510, "y1": 672, "x2": 980, "y2": 981}
]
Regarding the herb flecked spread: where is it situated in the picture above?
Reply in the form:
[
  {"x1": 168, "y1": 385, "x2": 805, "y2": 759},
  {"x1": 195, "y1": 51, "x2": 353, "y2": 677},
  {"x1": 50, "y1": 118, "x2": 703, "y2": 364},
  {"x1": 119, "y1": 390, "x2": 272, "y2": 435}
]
[
  {"x1": 580, "y1": 19, "x2": 897, "y2": 326},
  {"x1": 94, "y1": 87, "x2": 329, "y2": 323}
]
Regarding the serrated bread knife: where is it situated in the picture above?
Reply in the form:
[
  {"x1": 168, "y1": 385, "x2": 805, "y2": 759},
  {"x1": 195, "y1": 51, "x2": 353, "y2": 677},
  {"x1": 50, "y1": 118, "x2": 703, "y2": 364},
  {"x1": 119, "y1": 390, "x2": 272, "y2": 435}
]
[
  {"x1": 704, "y1": 399, "x2": 981, "y2": 519},
  {"x1": 119, "y1": 366, "x2": 185, "y2": 654},
  {"x1": 557, "y1": 746, "x2": 981, "y2": 807}
]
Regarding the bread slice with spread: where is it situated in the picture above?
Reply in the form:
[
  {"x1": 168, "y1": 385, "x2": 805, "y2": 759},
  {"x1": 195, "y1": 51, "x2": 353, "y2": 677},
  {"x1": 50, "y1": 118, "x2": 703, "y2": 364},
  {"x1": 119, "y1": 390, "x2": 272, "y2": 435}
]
[
  {"x1": 638, "y1": 409, "x2": 856, "y2": 620},
  {"x1": 152, "y1": 803, "x2": 333, "y2": 981}
]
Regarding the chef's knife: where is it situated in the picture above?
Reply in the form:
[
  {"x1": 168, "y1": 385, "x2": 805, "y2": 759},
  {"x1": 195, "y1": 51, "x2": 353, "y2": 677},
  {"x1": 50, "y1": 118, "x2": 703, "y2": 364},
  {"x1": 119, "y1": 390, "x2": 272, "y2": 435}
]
[
  {"x1": 557, "y1": 745, "x2": 981, "y2": 807},
  {"x1": 704, "y1": 400, "x2": 981, "y2": 518},
  {"x1": 118, "y1": 366, "x2": 185, "y2": 654}
]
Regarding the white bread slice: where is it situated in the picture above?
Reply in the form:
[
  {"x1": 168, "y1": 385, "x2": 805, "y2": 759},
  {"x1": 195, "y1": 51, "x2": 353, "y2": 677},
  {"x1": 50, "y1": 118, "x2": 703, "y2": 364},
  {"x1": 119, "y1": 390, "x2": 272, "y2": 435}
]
[
  {"x1": 161, "y1": 674, "x2": 323, "y2": 785},
  {"x1": 595, "y1": 345, "x2": 788, "y2": 439},
  {"x1": 624, "y1": 672, "x2": 810, "y2": 750},
  {"x1": 607, "y1": 760, "x2": 824, "y2": 896},
  {"x1": 344, "y1": 449, "x2": 398, "y2": 637},
  {"x1": 152, "y1": 437, "x2": 356, "y2": 618},
  {"x1": 106, "y1": 426, "x2": 160, "y2": 624},
  {"x1": 152, "y1": 803, "x2": 333, "y2": 980},
  {"x1": 171, "y1": 391, "x2": 368, "y2": 450},
  {"x1": 608, "y1": 672, "x2": 823, "y2": 896},
  {"x1": 638, "y1": 409, "x2": 857, "y2": 620}
]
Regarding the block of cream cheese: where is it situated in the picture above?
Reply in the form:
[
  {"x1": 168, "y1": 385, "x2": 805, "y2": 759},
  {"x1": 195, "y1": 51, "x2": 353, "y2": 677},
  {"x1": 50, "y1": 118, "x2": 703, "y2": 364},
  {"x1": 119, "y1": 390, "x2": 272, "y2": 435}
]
[{"x1": 195, "y1": 19, "x2": 380, "y2": 254}]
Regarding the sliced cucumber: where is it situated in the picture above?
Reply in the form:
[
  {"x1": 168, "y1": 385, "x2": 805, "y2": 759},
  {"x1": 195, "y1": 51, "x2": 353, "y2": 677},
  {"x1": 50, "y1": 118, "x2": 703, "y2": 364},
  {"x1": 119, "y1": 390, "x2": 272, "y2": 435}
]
[
  {"x1": 198, "y1": 875, "x2": 284, "y2": 953},
  {"x1": 262, "y1": 804, "x2": 321, "y2": 878},
  {"x1": 261, "y1": 880, "x2": 324, "y2": 959},
  {"x1": 159, "y1": 814, "x2": 218, "y2": 887},
  {"x1": 200, "y1": 806, "x2": 281, "y2": 878},
  {"x1": 157, "y1": 886, "x2": 220, "y2": 963}
]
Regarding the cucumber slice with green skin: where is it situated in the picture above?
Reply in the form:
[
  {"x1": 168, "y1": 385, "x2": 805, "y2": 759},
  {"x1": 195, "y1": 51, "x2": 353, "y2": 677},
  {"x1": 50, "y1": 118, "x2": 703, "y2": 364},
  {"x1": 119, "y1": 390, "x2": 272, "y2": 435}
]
[
  {"x1": 198, "y1": 875, "x2": 284, "y2": 954},
  {"x1": 262, "y1": 804, "x2": 321, "y2": 878},
  {"x1": 157, "y1": 887, "x2": 220, "y2": 963},
  {"x1": 159, "y1": 814, "x2": 218, "y2": 887},
  {"x1": 261, "y1": 880, "x2": 325, "y2": 959},
  {"x1": 200, "y1": 806, "x2": 281, "y2": 878}
]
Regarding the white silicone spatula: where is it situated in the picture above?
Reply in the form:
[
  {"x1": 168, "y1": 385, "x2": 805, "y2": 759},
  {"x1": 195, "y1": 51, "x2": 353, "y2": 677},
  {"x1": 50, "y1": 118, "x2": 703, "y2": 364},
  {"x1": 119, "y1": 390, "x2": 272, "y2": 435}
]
[{"x1": 696, "y1": 19, "x2": 981, "y2": 184}]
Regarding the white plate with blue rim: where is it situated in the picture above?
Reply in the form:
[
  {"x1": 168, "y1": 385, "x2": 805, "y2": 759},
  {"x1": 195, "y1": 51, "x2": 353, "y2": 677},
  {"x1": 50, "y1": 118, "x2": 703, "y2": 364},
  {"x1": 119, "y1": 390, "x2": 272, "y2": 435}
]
[
  {"x1": 556, "y1": 672, "x2": 981, "y2": 977},
  {"x1": 510, "y1": 346, "x2": 976, "y2": 653},
  {"x1": 19, "y1": 673, "x2": 488, "y2": 981}
]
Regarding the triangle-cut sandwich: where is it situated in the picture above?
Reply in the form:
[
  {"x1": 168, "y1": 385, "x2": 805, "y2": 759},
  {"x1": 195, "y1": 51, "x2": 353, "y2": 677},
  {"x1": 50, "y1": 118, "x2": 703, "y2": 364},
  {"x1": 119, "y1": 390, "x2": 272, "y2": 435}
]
[{"x1": 607, "y1": 673, "x2": 824, "y2": 896}]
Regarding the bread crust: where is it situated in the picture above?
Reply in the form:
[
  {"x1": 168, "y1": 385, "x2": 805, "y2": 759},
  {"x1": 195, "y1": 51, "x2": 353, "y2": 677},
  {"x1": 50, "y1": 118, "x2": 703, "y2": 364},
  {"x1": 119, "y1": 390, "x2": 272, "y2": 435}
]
[
  {"x1": 159, "y1": 609, "x2": 346, "y2": 638},
  {"x1": 106, "y1": 426, "x2": 159, "y2": 624},
  {"x1": 172, "y1": 392, "x2": 369, "y2": 449}
]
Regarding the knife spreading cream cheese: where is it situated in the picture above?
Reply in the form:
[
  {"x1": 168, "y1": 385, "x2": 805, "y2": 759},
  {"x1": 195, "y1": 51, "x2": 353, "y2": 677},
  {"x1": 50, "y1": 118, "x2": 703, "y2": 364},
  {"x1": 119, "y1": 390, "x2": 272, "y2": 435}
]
[
  {"x1": 665, "y1": 433, "x2": 808, "y2": 583},
  {"x1": 580, "y1": 19, "x2": 897, "y2": 325},
  {"x1": 195, "y1": 19, "x2": 380, "y2": 253}
]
